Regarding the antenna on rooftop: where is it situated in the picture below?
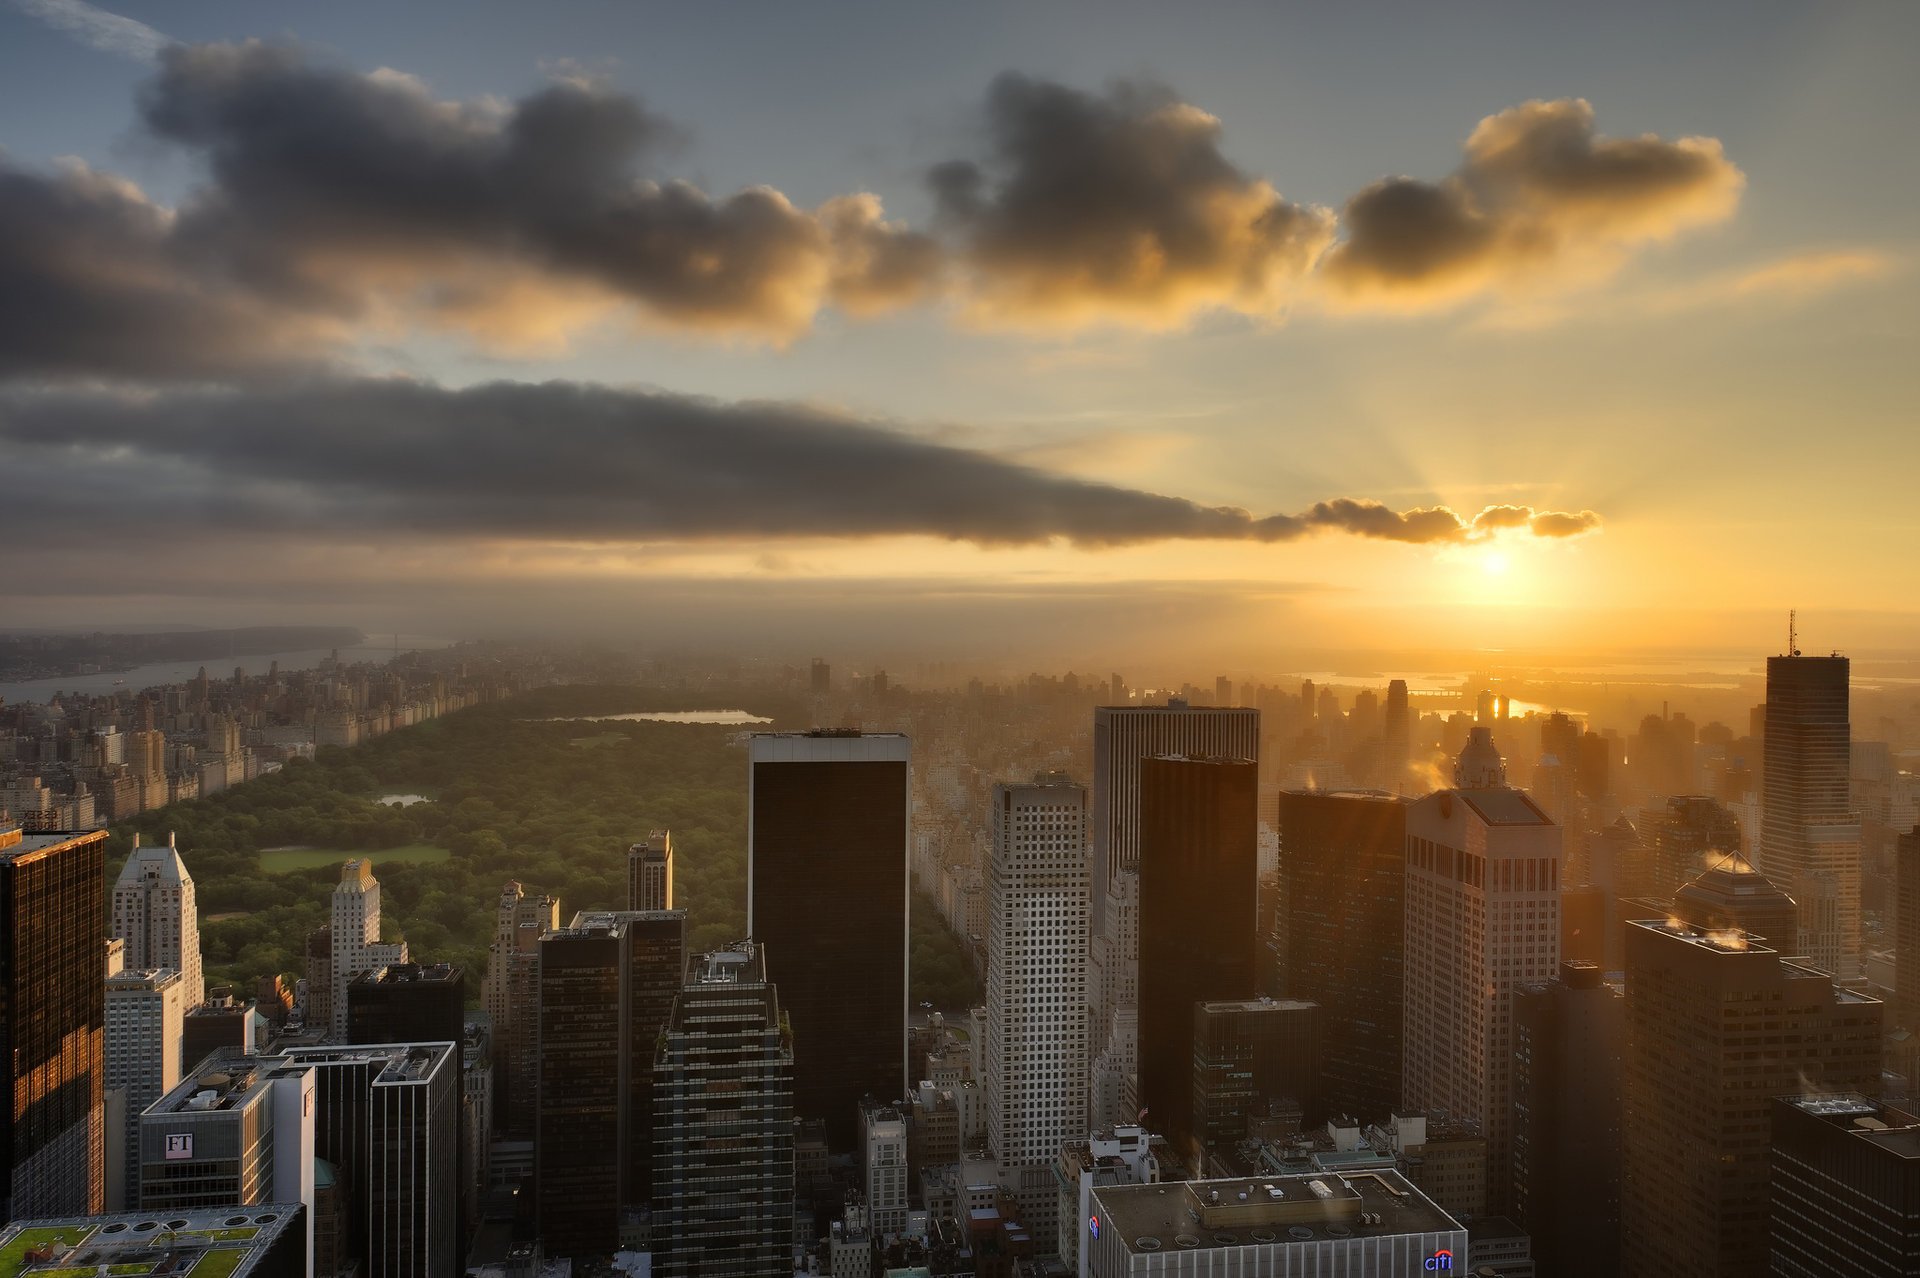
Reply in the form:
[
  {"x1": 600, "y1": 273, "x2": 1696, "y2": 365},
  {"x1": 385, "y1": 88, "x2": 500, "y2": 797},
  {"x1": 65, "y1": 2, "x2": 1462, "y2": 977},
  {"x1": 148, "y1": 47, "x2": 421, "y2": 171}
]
[{"x1": 1788, "y1": 609, "x2": 1799, "y2": 658}]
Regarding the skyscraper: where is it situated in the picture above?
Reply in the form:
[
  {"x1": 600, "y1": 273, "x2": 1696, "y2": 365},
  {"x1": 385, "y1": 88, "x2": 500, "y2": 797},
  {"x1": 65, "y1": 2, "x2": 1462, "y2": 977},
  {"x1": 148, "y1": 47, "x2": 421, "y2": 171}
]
[
  {"x1": 985, "y1": 773, "x2": 1089, "y2": 1245},
  {"x1": 1273, "y1": 789, "x2": 1406, "y2": 1120},
  {"x1": 482, "y1": 881, "x2": 559, "y2": 1139},
  {"x1": 748, "y1": 731, "x2": 910, "y2": 1148},
  {"x1": 347, "y1": 962, "x2": 466, "y2": 1049},
  {"x1": 1898, "y1": 826, "x2": 1920, "y2": 1032},
  {"x1": 1769, "y1": 1094, "x2": 1920, "y2": 1277},
  {"x1": 1, "y1": 826, "x2": 108, "y2": 1220},
  {"x1": 1402, "y1": 733, "x2": 1561, "y2": 1215},
  {"x1": 628, "y1": 829, "x2": 673, "y2": 912},
  {"x1": 1642, "y1": 795, "x2": 1745, "y2": 900},
  {"x1": 1136, "y1": 754, "x2": 1259, "y2": 1162},
  {"x1": 1382, "y1": 679, "x2": 1411, "y2": 791},
  {"x1": 1190, "y1": 996, "x2": 1320, "y2": 1155},
  {"x1": 103, "y1": 968, "x2": 187, "y2": 1208},
  {"x1": 1088, "y1": 703, "x2": 1258, "y2": 1127},
  {"x1": 652, "y1": 942, "x2": 795, "y2": 1278},
  {"x1": 111, "y1": 833, "x2": 205, "y2": 1008},
  {"x1": 331, "y1": 862, "x2": 409, "y2": 1037},
  {"x1": 1620, "y1": 920, "x2": 1882, "y2": 1277},
  {"x1": 1760, "y1": 652, "x2": 1860, "y2": 977}
]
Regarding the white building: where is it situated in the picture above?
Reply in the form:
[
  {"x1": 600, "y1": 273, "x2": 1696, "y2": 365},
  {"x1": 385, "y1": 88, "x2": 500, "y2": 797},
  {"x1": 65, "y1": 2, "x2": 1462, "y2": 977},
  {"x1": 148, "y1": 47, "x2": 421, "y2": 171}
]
[
  {"x1": 1057, "y1": 1125, "x2": 1160, "y2": 1278},
  {"x1": 330, "y1": 860, "x2": 408, "y2": 1037},
  {"x1": 111, "y1": 833, "x2": 205, "y2": 1008},
  {"x1": 861, "y1": 1103, "x2": 910, "y2": 1237},
  {"x1": 1403, "y1": 729, "x2": 1560, "y2": 1217},
  {"x1": 1089, "y1": 704, "x2": 1258, "y2": 1128},
  {"x1": 986, "y1": 773, "x2": 1091, "y2": 1252},
  {"x1": 104, "y1": 967, "x2": 187, "y2": 1209}
]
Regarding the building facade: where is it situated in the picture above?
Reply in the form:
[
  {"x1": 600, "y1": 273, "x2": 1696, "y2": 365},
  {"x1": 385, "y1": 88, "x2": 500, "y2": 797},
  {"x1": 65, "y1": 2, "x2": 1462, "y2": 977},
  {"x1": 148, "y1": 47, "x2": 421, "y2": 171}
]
[
  {"x1": 1760, "y1": 653, "x2": 1860, "y2": 977},
  {"x1": 1769, "y1": 1094, "x2": 1920, "y2": 1278},
  {"x1": 628, "y1": 830, "x2": 673, "y2": 912},
  {"x1": 330, "y1": 862, "x2": 408, "y2": 1038},
  {"x1": 110, "y1": 833, "x2": 205, "y2": 1008},
  {"x1": 103, "y1": 967, "x2": 187, "y2": 1208}
]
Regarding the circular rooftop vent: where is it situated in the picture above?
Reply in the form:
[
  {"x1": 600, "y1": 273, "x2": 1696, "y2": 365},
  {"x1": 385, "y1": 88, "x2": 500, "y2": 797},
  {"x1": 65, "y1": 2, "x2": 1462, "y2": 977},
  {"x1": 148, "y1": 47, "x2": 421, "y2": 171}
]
[
  {"x1": 1212, "y1": 1233, "x2": 1238, "y2": 1246},
  {"x1": 1328, "y1": 1224, "x2": 1353, "y2": 1238},
  {"x1": 165, "y1": 1220, "x2": 188, "y2": 1230},
  {"x1": 1288, "y1": 1226, "x2": 1314, "y2": 1241},
  {"x1": 1175, "y1": 1234, "x2": 1201, "y2": 1249},
  {"x1": 253, "y1": 1214, "x2": 278, "y2": 1224},
  {"x1": 1249, "y1": 1229, "x2": 1277, "y2": 1243},
  {"x1": 1134, "y1": 1237, "x2": 1161, "y2": 1252},
  {"x1": 224, "y1": 1217, "x2": 248, "y2": 1227},
  {"x1": 133, "y1": 1222, "x2": 157, "y2": 1232},
  {"x1": 102, "y1": 1224, "x2": 128, "y2": 1234}
]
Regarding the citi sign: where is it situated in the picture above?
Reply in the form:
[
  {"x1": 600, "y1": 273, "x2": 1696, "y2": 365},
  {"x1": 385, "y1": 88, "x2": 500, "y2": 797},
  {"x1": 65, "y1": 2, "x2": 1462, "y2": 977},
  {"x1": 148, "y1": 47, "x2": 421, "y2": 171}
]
[{"x1": 1424, "y1": 1250, "x2": 1454, "y2": 1271}]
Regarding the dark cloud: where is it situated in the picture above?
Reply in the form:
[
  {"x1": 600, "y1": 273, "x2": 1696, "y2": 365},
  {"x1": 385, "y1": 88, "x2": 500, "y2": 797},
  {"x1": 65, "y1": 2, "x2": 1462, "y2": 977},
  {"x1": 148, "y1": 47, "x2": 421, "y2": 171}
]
[
  {"x1": 1322, "y1": 99, "x2": 1743, "y2": 307},
  {"x1": 0, "y1": 378, "x2": 1599, "y2": 549},
  {"x1": 928, "y1": 74, "x2": 1334, "y2": 328}
]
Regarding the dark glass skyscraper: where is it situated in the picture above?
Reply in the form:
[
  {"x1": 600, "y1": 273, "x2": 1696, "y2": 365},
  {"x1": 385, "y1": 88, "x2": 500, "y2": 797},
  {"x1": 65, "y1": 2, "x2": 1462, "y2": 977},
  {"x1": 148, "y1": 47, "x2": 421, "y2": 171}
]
[
  {"x1": 1760, "y1": 653, "x2": 1859, "y2": 976},
  {"x1": 1190, "y1": 996, "x2": 1320, "y2": 1156},
  {"x1": 1273, "y1": 789, "x2": 1405, "y2": 1120},
  {"x1": 1136, "y1": 754, "x2": 1258, "y2": 1161},
  {"x1": 1, "y1": 827, "x2": 107, "y2": 1220},
  {"x1": 748, "y1": 731, "x2": 909, "y2": 1148},
  {"x1": 347, "y1": 963, "x2": 466, "y2": 1048},
  {"x1": 1769, "y1": 1094, "x2": 1920, "y2": 1277}
]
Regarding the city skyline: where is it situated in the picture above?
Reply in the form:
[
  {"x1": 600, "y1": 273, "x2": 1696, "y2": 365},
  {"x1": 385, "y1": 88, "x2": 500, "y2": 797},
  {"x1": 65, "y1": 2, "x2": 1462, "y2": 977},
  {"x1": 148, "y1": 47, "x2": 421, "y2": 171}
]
[{"x1": 0, "y1": 1, "x2": 1915, "y2": 661}]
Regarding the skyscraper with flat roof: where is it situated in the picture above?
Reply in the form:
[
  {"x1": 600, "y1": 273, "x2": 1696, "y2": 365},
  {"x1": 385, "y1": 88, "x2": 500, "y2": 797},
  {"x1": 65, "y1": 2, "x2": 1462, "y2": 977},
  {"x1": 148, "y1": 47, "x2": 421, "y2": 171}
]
[
  {"x1": 1402, "y1": 742, "x2": 1561, "y2": 1216},
  {"x1": 748, "y1": 731, "x2": 910, "y2": 1148},
  {"x1": 1, "y1": 826, "x2": 108, "y2": 1220},
  {"x1": 103, "y1": 967, "x2": 187, "y2": 1208},
  {"x1": 482, "y1": 881, "x2": 559, "y2": 1140},
  {"x1": 1136, "y1": 754, "x2": 1258, "y2": 1163},
  {"x1": 1190, "y1": 996, "x2": 1320, "y2": 1155},
  {"x1": 111, "y1": 833, "x2": 204, "y2": 1008},
  {"x1": 1769, "y1": 1094, "x2": 1920, "y2": 1277},
  {"x1": 1760, "y1": 652, "x2": 1860, "y2": 977},
  {"x1": 1620, "y1": 920, "x2": 1882, "y2": 1277},
  {"x1": 985, "y1": 773, "x2": 1089, "y2": 1245},
  {"x1": 1898, "y1": 826, "x2": 1920, "y2": 1033}
]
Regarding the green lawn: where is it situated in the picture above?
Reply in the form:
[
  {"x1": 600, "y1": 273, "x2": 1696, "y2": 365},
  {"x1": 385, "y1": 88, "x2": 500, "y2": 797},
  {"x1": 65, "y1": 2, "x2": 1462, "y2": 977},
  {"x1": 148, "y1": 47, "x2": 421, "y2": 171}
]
[
  {"x1": 0, "y1": 1229, "x2": 93, "y2": 1278},
  {"x1": 258, "y1": 844, "x2": 449, "y2": 873},
  {"x1": 187, "y1": 1251, "x2": 246, "y2": 1278},
  {"x1": 178, "y1": 1231, "x2": 256, "y2": 1243}
]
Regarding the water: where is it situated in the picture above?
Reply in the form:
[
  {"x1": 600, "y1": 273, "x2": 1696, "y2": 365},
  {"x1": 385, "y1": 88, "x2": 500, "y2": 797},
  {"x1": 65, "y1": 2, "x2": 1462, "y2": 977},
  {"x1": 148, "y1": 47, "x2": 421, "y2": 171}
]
[
  {"x1": 0, "y1": 635, "x2": 453, "y2": 705},
  {"x1": 544, "y1": 710, "x2": 773, "y2": 725}
]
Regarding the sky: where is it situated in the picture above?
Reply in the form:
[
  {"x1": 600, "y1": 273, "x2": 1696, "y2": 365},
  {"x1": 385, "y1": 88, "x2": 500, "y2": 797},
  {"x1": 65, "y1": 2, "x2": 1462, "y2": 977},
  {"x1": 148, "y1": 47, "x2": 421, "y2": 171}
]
[{"x1": 1, "y1": 0, "x2": 1915, "y2": 671}]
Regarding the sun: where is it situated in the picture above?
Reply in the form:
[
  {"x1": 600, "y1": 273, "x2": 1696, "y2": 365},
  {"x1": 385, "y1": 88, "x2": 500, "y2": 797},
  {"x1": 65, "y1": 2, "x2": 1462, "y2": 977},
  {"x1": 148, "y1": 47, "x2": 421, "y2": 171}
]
[{"x1": 1481, "y1": 550, "x2": 1511, "y2": 577}]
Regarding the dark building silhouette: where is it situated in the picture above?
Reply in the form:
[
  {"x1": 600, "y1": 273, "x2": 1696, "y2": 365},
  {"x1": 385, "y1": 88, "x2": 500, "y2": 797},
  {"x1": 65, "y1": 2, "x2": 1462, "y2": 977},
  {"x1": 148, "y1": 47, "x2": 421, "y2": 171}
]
[
  {"x1": 1576, "y1": 731, "x2": 1611, "y2": 801},
  {"x1": 1643, "y1": 795, "x2": 1745, "y2": 899},
  {"x1": 1137, "y1": 754, "x2": 1258, "y2": 1159},
  {"x1": 1191, "y1": 997, "x2": 1320, "y2": 1157},
  {"x1": 1511, "y1": 960, "x2": 1623, "y2": 1278},
  {"x1": 1, "y1": 827, "x2": 107, "y2": 1220},
  {"x1": 652, "y1": 942, "x2": 795, "y2": 1278},
  {"x1": 1382, "y1": 679, "x2": 1410, "y2": 791},
  {"x1": 748, "y1": 731, "x2": 909, "y2": 1148},
  {"x1": 1272, "y1": 789, "x2": 1405, "y2": 1121},
  {"x1": 1672, "y1": 856, "x2": 1798, "y2": 949},
  {"x1": 1760, "y1": 653, "x2": 1859, "y2": 977},
  {"x1": 1896, "y1": 826, "x2": 1920, "y2": 1033},
  {"x1": 1559, "y1": 885, "x2": 1606, "y2": 966},
  {"x1": 1769, "y1": 1094, "x2": 1920, "y2": 1278},
  {"x1": 347, "y1": 963, "x2": 466, "y2": 1048},
  {"x1": 1621, "y1": 920, "x2": 1883, "y2": 1278}
]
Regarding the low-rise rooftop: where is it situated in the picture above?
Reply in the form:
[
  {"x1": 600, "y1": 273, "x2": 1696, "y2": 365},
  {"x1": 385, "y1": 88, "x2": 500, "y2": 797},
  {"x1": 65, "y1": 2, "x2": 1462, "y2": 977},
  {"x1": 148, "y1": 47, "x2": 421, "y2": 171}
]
[
  {"x1": 0, "y1": 1205, "x2": 301, "y2": 1278},
  {"x1": 1090, "y1": 1170, "x2": 1458, "y2": 1256}
]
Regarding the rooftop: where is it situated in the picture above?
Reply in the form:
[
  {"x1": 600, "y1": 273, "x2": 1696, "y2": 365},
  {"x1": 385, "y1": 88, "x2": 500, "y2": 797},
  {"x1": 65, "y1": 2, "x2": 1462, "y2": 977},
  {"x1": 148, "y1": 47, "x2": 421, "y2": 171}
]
[
  {"x1": 1456, "y1": 789, "x2": 1553, "y2": 826},
  {"x1": 347, "y1": 961, "x2": 463, "y2": 986},
  {"x1": 1198, "y1": 996, "x2": 1318, "y2": 1015},
  {"x1": 1783, "y1": 1094, "x2": 1920, "y2": 1159},
  {"x1": 0, "y1": 1205, "x2": 300, "y2": 1278},
  {"x1": 1090, "y1": 1171, "x2": 1458, "y2": 1256},
  {"x1": 0, "y1": 829, "x2": 108, "y2": 863}
]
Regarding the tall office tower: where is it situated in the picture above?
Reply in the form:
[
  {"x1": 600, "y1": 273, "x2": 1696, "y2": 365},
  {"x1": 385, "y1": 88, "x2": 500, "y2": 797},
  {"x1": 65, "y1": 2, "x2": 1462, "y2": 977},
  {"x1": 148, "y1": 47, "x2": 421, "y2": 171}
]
[
  {"x1": 1510, "y1": 961, "x2": 1623, "y2": 1278},
  {"x1": 1382, "y1": 679, "x2": 1411, "y2": 791},
  {"x1": 1576, "y1": 731, "x2": 1611, "y2": 802},
  {"x1": 861, "y1": 1101, "x2": 909, "y2": 1235},
  {"x1": 1088, "y1": 703, "x2": 1258, "y2": 1126},
  {"x1": 482, "y1": 881, "x2": 559, "y2": 1139},
  {"x1": 1642, "y1": 795, "x2": 1745, "y2": 899},
  {"x1": 1191, "y1": 997, "x2": 1320, "y2": 1156},
  {"x1": 985, "y1": 774, "x2": 1089, "y2": 1245},
  {"x1": 103, "y1": 968, "x2": 187, "y2": 1207},
  {"x1": 1898, "y1": 827, "x2": 1920, "y2": 1032},
  {"x1": 628, "y1": 829, "x2": 673, "y2": 912},
  {"x1": 652, "y1": 943, "x2": 796, "y2": 1278},
  {"x1": 1, "y1": 826, "x2": 108, "y2": 1220},
  {"x1": 347, "y1": 963, "x2": 466, "y2": 1048},
  {"x1": 1760, "y1": 652, "x2": 1861, "y2": 977},
  {"x1": 810, "y1": 657, "x2": 831, "y2": 694},
  {"x1": 331, "y1": 862, "x2": 409, "y2": 1037},
  {"x1": 111, "y1": 833, "x2": 206, "y2": 1009},
  {"x1": 1620, "y1": 920, "x2": 1883, "y2": 1278},
  {"x1": 748, "y1": 731, "x2": 910, "y2": 1148},
  {"x1": 1136, "y1": 755, "x2": 1259, "y2": 1162},
  {"x1": 621, "y1": 910, "x2": 687, "y2": 1206},
  {"x1": 1769, "y1": 1095, "x2": 1920, "y2": 1277},
  {"x1": 1273, "y1": 790, "x2": 1406, "y2": 1120},
  {"x1": 1671, "y1": 856, "x2": 1799, "y2": 947},
  {"x1": 1403, "y1": 736, "x2": 1561, "y2": 1215}
]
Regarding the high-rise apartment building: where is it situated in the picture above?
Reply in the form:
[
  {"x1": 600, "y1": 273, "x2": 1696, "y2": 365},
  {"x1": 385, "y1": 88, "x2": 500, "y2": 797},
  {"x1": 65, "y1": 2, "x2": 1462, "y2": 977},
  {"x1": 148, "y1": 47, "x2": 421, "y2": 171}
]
[
  {"x1": 331, "y1": 862, "x2": 408, "y2": 1038},
  {"x1": 111, "y1": 833, "x2": 205, "y2": 1008},
  {"x1": 861, "y1": 1101, "x2": 909, "y2": 1236},
  {"x1": 1, "y1": 826, "x2": 108, "y2": 1220},
  {"x1": 628, "y1": 829, "x2": 673, "y2": 912},
  {"x1": 1620, "y1": 920, "x2": 1883, "y2": 1277},
  {"x1": 482, "y1": 881, "x2": 559, "y2": 1139},
  {"x1": 748, "y1": 731, "x2": 910, "y2": 1147},
  {"x1": 1760, "y1": 652, "x2": 1860, "y2": 977},
  {"x1": 1510, "y1": 960, "x2": 1623, "y2": 1278},
  {"x1": 1190, "y1": 997, "x2": 1320, "y2": 1157},
  {"x1": 1136, "y1": 755, "x2": 1259, "y2": 1162},
  {"x1": 1273, "y1": 789, "x2": 1406, "y2": 1120},
  {"x1": 985, "y1": 773, "x2": 1089, "y2": 1246},
  {"x1": 1089, "y1": 704, "x2": 1258, "y2": 1130},
  {"x1": 1769, "y1": 1094, "x2": 1920, "y2": 1278},
  {"x1": 652, "y1": 943, "x2": 796, "y2": 1278},
  {"x1": 1403, "y1": 732, "x2": 1561, "y2": 1215},
  {"x1": 103, "y1": 968, "x2": 187, "y2": 1208}
]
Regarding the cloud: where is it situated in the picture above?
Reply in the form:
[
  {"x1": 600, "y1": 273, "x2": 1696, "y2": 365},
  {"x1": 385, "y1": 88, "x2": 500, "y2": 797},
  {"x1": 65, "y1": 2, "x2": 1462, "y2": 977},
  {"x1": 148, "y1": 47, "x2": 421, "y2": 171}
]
[
  {"x1": 928, "y1": 74, "x2": 1335, "y2": 329},
  {"x1": 1321, "y1": 98, "x2": 1744, "y2": 309},
  {"x1": 0, "y1": 377, "x2": 1601, "y2": 550},
  {"x1": 10, "y1": 0, "x2": 169, "y2": 64},
  {"x1": 1648, "y1": 247, "x2": 1898, "y2": 313}
]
